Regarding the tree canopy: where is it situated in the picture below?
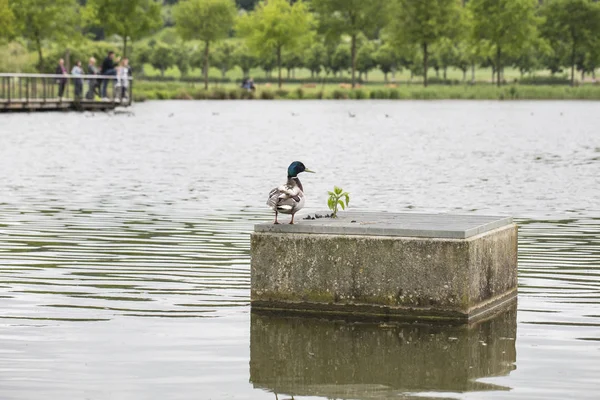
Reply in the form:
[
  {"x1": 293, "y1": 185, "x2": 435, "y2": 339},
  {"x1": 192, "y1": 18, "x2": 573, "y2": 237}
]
[
  {"x1": 312, "y1": 0, "x2": 389, "y2": 87},
  {"x1": 0, "y1": 0, "x2": 15, "y2": 40},
  {"x1": 390, "y1": 0, "x2": 463, "y2": 87},
  {"x1": 469, "y1": 0, "x2": 538, "y2": 86},
  {"x1": 10, "y1": 0, "x2": 80, "y2": 67},
  {"x1": 174, "y1": 0, "x2": 237, "y2": 88},
  {"x1": 541, "y1": 0, "x2": 600, "y2": 85},
  {"x1": 84, "y1": 0, "x2": 162, "y2": 58},
  {"x1": 237, "y1": 0, "x2": 314, "y2": 88}
]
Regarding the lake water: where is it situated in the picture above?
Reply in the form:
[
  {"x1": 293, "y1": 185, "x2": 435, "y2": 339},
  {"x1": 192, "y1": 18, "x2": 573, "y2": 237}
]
[{"x1": 0, "y1": 100, "x2": 599, "y2": 400}]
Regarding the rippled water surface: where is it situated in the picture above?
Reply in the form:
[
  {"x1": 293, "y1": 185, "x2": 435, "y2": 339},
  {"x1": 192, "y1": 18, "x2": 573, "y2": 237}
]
[{"x1": 0, "y1": 101, "x2": 599, "y2": 399}]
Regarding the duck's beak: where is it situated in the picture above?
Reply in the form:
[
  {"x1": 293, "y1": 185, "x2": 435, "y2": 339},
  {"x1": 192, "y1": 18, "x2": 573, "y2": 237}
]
[{"x1": 304, "y1": 168, "x2": 316, "y2": 173}]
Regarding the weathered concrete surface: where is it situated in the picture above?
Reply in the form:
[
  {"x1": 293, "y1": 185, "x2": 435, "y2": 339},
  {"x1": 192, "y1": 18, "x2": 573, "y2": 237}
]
[
  {"x1": 250, "y1": 305, "x2": 517, "y2": 397},
  {"x1": 251, "y1": 212, "x2": 517, "y2": 322},
  {"x1": 255, "y1": 211, "x2": 513, "y2": 239}
]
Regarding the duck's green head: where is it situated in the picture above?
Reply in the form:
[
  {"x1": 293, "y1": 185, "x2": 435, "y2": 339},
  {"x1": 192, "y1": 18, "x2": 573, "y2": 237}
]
[{"x1": 288, "y1": 161, "x2": 315, "y2": 178}]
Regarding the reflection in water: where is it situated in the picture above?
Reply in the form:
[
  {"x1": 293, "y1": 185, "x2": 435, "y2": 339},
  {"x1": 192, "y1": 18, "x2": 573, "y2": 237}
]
[{"x1": 250, "y1": 306, "x2": 516, "y2": 399}]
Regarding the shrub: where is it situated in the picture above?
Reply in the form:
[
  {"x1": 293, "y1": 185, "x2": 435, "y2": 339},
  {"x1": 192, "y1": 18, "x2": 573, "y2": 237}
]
[
  {"x1": 295, "y1": 88, "x2": 304, "y2": 99},
  {"x1": 275, "y1": 89, "x2": 289, "y2": 98},
  {"x1": 260, "y1": 90, "x2": 275, "y2": 100},
  {"x1": 332, "y1": 89, "x2": 347, "y2": 99},
  {"x1": 350, "y1": 89, "x2": 367, "y2": 99},
  {"x1": 191, "y1": 90, "x2": 207, "y2": 100},
  {"x1": 174, "y1": 89, "x2": 192, "y2": 100}
]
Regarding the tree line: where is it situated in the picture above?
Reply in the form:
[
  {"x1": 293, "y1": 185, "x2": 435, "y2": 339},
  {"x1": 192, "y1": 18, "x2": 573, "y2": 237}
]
[{"x1": 1, "y1": 0, "x2": 600, "y2": 88}]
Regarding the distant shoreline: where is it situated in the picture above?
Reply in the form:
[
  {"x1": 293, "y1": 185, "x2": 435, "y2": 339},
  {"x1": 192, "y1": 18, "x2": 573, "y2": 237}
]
[{"x1": 134, "y1": 81, "x2": 600, "y2": 102}]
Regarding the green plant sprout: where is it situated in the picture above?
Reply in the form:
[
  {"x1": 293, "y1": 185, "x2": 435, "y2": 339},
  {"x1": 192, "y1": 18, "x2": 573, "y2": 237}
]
[{"x1": 327, "y1": 186, "x2": 350, "y2": 218}]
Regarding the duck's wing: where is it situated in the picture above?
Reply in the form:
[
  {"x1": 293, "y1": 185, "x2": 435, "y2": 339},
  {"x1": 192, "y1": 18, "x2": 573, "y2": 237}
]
[{"x1": 267, "y1": 184, "x2": 302, "y2": 210}]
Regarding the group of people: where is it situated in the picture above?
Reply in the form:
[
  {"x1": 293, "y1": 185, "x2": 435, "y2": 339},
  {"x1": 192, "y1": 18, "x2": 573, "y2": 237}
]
[{"x1": 55, "y1": 51, "x2": 131, "y2": 101}]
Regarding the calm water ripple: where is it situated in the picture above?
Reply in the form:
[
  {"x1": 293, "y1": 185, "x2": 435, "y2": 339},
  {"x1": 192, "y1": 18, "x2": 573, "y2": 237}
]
[{"x1": 0, "y1": 101, "x2": 599, "y2": 399}]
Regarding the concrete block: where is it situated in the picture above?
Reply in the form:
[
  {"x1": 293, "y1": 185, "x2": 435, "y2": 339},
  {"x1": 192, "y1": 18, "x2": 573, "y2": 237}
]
[{"x1": 251, "y1": 212, "x2": 517, "y2": 322}]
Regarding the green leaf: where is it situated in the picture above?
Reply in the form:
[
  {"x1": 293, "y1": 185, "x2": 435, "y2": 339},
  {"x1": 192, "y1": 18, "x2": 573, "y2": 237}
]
[
  {"x1": 327, "y1": 191, "x2": 336, "y2": 196},
  {"x1": 334, "y1": 186, "x2": 343, "y2": 195},
  {"x1": 344, "y1": 193, "x2": 350, "y2": 206},
  {"x1": 327, "y1": 197, "x2": 335, "y2": 211},
  {"x1": 338, "y1": 200, "x2": 345, "y2": 210}
]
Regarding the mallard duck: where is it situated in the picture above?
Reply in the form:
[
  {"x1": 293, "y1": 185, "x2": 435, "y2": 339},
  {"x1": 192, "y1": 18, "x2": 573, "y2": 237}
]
[{"x1": 267, "y1": 161, "x2": 315, "y2": 224}]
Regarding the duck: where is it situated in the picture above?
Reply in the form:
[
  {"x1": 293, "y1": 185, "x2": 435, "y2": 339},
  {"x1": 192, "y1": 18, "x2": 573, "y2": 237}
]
[{"x1": 267, "y1": 161, "x2": 315, "y2": 224}]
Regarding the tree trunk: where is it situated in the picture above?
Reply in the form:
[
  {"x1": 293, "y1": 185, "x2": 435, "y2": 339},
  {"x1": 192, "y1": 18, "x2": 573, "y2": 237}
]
[
  {"x1": 384, "y1": 72, "x2": 388, "y2": 83},
  {"x1": 161, "y1": 68, "x2": 165, "y2": 78},
  {"x1": 571, "y1": 43, "x2": 576, "y2": 86},
  {"x1": 123, "y1": 36, "x2": 128, "y2": 58},
  {"x1": 351, "y1": 34, "x2": 357, "y2": 88},
  {"x1": 443, "y1": 68, "x2": 447, "y2": 80},
  {"x1": 423, "y1": 42, "x2": 428, "y2": 87},
  {"x1": 463, "y1": 70, "x2": 466, "y2": 81},
  {"x1": 496, "y1": 45, "x2": 501, "y2": 87},
  {"x1": 581, "y1": 70, "x2": 585, "y2": 81},
  {"x1": 35, "y1": 34, "x2": 44, "y2": 71},
  {"x1": 365, "y1": 71, "x2": 368, "y2": 82},
  {"x1": 204, "y1": 41, "x2": 210, "y2": 90},
  {"x1": 471, "y1": 62, "x2": 475, "y2": 83},
  {"x1": 277, "y1": 47, "x2": 282, "y2": 89},
  {"x1": 222, "y1": 68, "x2": 226, "y2": 79}
]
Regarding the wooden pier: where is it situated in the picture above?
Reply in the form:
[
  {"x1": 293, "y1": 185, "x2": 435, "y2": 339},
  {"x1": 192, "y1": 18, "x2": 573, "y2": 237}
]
[{"x1": 0, "y1": 73, "x2": 133, "y2": 112}]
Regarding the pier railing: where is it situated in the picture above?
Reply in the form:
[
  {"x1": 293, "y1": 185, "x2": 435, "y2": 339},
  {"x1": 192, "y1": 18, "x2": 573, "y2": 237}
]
[{"x1": 0, "y1": 73, "x2": 133, "y2": 111}]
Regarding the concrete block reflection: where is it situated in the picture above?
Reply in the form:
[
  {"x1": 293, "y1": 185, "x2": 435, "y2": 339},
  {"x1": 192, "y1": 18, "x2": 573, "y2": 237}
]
[{"x1": 250, "y1": 306, "x2": 516, "y2": 398}]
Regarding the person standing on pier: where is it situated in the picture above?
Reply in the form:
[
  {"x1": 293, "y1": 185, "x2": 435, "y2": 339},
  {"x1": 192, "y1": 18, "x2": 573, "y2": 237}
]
[
  {"x1": 55, "y1": 58, "x2": 67, "y2": 98},
  {"x1": 86, "y1": 57, "x2": 99, "y2": 99},
  {"x1": 115, "y1": 58, "x2": 130, "y2": 100},
  {"x1": 100, "y1": 51, "x2": 120, "y2": 99},
  {"x1": 71, "y1": 60, "x2": 83, "y2": 99}
]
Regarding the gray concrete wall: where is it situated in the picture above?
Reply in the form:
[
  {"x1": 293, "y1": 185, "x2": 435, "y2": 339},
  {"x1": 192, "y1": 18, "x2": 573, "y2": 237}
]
[{"x1": 251, "y1": 223, "x2": 517, "y2": 321}]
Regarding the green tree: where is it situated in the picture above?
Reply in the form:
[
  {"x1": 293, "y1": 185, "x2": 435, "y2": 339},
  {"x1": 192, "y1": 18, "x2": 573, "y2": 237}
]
[
  {"x1": 356, "y1": 41, "x2": 377, "y2": 81},
  {"x1": 282, "y1": 50, "x2": 303, "y2": 78},
  {"x1": 390, "y1": 0, "x2": 463, "y2": 87},
  {"x1": 233, "y1": 43, "x2": 257, "y2": 77},
  {"x1": 513, "y1": 38, "x2": 551, "y2": 78},
  {"x1": 540, "y1": 0, "x2": 600, "y2": 86},
  {"x1": 85, "y1": 0, "x2": 161, "y2": 59},
  {"x1": 150, "y1": 43, "x2": 175, "y2": 77},
  {"x1": 433, "y1": 37, "x2": 457, "y2": 80},
  {"x1": 305, "y1": 41, "x2": 327, "y2": 77},
  {"x1": 374, "y1": 43, "x2": 398, "y2": 83},
  {"x1": 213, "y1": 41, "x2": 237, "y2": 78},
  {"x1": 469, "y1": 0, "x2": 538, "y2": 86},
  {"x1": 0, "y1": 0, "x2": 15, "y2": 40},
  {"x1": 174, "y1": 0, "x2": 236, "y2": 89},
  {"x1": 11, "y1": 0, "x2": 80, "y2": 69},
  {"x1": 173, "y1": 44, "x2": 191, "y2": 78},
  {"x1": 330, "y1": 42, "x2": 351, "y2": 77},
  {"x1": 312, "y1": 0, "x2": 389, "y2": 88},
  {"x1": 237, "y1": 0, "x2": 314, "y2": 88},
  {"x1": 258, "y1": 51, "x2": 276, "y2": 78}
]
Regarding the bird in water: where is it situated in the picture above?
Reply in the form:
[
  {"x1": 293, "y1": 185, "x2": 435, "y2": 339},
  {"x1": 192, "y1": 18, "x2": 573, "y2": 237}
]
[{"x1": 267, "y1": 161, "x2": 315, "y2": 224}]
